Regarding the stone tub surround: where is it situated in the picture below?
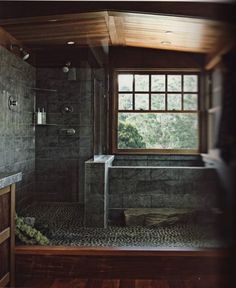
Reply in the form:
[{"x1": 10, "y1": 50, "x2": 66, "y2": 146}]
[
  {"x1": 113, "y1": 155, "x2": 204, "y2": 167},
  {"x1": 0, "y1": 46, "x2": 36, "y2": 209},
  {"x1": 0, "y1": 172, "x2": 22, "y2": 189},
  {"x1": 84, "y1": 155, "x2": 114, "y2": 227},
  {"x1": 108, "y1": 166, "x2": 223, "y2": 225}
]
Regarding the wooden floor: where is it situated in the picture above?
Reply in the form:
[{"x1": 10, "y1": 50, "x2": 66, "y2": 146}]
[{"x1": 17, "y1": 276, "x2": 231, "y2": 288}]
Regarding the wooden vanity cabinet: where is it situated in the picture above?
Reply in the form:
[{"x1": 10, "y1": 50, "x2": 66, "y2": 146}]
[{"x1": 0, "y1": 184, "x2": 15, "y2": 287}]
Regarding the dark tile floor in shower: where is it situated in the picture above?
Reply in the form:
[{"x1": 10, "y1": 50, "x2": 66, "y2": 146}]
[{"x1": 19, "y1": 202, "x2": 227, "y2": 248}]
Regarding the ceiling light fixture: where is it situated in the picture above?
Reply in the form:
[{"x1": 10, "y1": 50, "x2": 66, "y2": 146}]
[
  {"x1": 161, "y1": 41, "x2": 172, "y2": 45},
  {"x1": 48, "y1": 19, "x2": 58, "y2": 22},
  {"x1": 67, "y1": 41, "x2": 75, "y2": 45}
]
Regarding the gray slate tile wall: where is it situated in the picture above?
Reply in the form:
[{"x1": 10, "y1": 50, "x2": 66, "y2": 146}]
[
  {"x1": 84, "y1": 156, "x2": 114, "y2": 227},
  {"x1": 108, "y1": 166, "x2": 223, "y2": 225},
  {"x1": 0, "y1": 46, "x2": 36, "y2": 210},
  {"x1": 35, "y1": 63, "x2": 94, "y2": 203}
]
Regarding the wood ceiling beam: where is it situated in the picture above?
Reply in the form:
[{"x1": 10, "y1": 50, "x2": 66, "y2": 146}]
[
  {"x1": 106, "y1": 13, "x2": 126, "y2": 46},
  {"x1": 205, "y1": 40, "x2": 235, "y2": 70},
  {"x1": 0, "y1": 26, "x2": 21, "y2": 49}
]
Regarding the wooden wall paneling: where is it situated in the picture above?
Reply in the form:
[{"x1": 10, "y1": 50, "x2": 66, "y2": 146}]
[
  {"x1": 109, "y1": 47, "x2": 205, "y2": 69},
  {"x1": 0, "y1": 11, "x2": 110, "y2": 47}
]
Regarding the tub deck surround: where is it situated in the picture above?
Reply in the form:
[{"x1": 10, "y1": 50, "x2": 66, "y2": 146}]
[
  {"x1": 113, "y1": 155, "x2": 204, "y2": 167},
  {"x1": 0, "y1": 172, "x2": 22, "y2": 189},
  {"x1": 84, "y1": 155, "x2": 114, "y2": 227}
]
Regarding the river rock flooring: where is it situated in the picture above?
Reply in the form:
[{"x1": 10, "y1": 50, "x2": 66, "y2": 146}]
[{"x1": 19, "y1": 202, "x2": 227, "y2": 248}]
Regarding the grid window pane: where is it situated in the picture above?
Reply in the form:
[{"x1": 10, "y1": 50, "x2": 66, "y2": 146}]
[
  {"x1": 118, "y1": 113, "x2": 198, "y2": 149},
  {"x1": 167, "y1": 94, "x2": 181, "y2": 110},
  {"x1": 184, "y1": 75, "x2": 198, "y2": 92},
  {"x1": 118, "y1": 74, "x2": 133, "y2": 91},
  {"x1": 167, "y1": 75, "x2": 182, "y2": 92},
  {"x1": 135, "y1": 94, "x2": 149, "y2": 110},
  {"x1": 151, "y1": 94, "x2": 165, "y2": 110},
  {"x1": 183, "y1": 94, "x2": 198, "y2": 110},
  {"x1": 119, "y1": 94, "x2": 133, "y2": 110},
  {"x1": 135, "y1": 75, "x2": 149, "y2": 91},
  {"x1": 151, "y1": 75, "x2": 165, "y2": 91}
]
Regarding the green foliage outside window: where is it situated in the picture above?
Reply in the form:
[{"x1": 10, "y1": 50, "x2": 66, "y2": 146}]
[{"x1": 118, "y1": 122, "x2": 146, "y2": 148}]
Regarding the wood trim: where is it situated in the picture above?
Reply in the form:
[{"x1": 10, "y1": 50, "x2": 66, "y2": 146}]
[
  {"x1": 112, "y1": 70, "x2": 201, "y2": 154},
  {"x1": 115, "y1": 68, "x2": 202, "y2": 73},
  {"x1": 117, "y1": 110, "x2": 198, "y2": 113},
  {"x1": 15, "y1": 245, "x2": 229, "y2": 257},
  {"x1": 0, "y1": 227, "x2": 10, "y2": 245},
  {"x1": 0, "y1": 26, "x2": 20, "y2": 48},
  {"x1": 0, "y1": 186, "x2": 10, "y2": 196},
  {"x1": 0, "y1": 273, "x2": 10, "y2": 288},
  {"x1": 205, "y1": 41, "x2": 234, "y2": 70},
  {"x1": 15, "y1": 246, "x2": 231, "y2": 280},
  {"x1": 108, "y1": 16, "x2": 125, "y2": 46},
  {"x1": 10, "y1": 184, "x2": 16, "y2": 287}
]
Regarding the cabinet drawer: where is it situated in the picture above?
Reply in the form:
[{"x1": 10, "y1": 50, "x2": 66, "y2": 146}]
[
  {"x1": 0, "y1": 239, "x2": 10, "y2": 280},
  {"x1": 0, "y1": 192, "x2": 10, "y2": 232}
]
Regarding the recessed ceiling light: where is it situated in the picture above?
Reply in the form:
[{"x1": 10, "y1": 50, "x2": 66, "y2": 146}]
[
  {"x1": 48, "y1": 19, "x2": 58, "y2": 22},
  {"x1": 165, "y1": 31, "x2": 172, "y2": 34},
  {"x1": 67, "y1": 41, "x2": 75, "y2": 45},
  {"x1": 161, "y1": 41, "x2": 172, "y2": 45}
]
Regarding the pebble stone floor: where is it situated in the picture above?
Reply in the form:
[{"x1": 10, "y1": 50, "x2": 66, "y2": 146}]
[{"x1": 19, "y1": 202, "x2": 227, "y2": 248}]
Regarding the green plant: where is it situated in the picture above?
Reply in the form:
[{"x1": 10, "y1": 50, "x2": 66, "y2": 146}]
[{"x1": 15, "y1": 214, "x2": 50, "y2": 245}]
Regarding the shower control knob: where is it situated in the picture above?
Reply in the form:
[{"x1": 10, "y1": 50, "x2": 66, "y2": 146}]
[
  {"x1": 10, "y1": 100, "x2": 17, "y2": 106},
  {"x1": 66, "y1": 128, "x2": 76, "y2": 135},
  {"x1": 8, "y1": 95, "x2": 18, "y2": 110},
  {"x1": 61, "y1": 104, "x2": 73, "y2": 113}
]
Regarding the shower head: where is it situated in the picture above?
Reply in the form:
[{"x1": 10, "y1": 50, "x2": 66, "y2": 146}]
[
  {"x1": 10, "y1": 44, "x2": 30, "y2": 61},
  {"x1": 62, "y1": 61, "x2": 71, "y2": 73}
]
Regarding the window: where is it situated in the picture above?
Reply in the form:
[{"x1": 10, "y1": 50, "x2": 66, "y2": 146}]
[{"x1": 112, "y1": 71, "x2": 200, "y2": 154}]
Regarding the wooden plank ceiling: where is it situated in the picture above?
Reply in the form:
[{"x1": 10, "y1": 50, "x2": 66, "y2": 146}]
[{"x1": 0, "y1": 10, "x2": 233, "y2": 54}]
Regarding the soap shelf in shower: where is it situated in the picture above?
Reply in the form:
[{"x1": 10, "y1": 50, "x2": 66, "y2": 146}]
[{"x1": 34, "y1": 124, "x2": 58, "y2": 126}]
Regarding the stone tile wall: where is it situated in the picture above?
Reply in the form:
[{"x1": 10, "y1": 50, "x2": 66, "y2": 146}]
[
  {"x1": 84, "y1": 156, "x2": 114, "y2": 227},
  {"x1": 108, "y1": 166, "x2": 222, "y2": 225},
  {"x1": 35, "y1": 63, "x2": 93, "y2": 202},
  {"x1": 0, "y1": 46, "x2": 36, "y2": 210}
]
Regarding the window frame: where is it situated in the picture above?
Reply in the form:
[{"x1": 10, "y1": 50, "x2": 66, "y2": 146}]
[{"x1": 111, "y1": 69, "x2": 202, "y2": 155}]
